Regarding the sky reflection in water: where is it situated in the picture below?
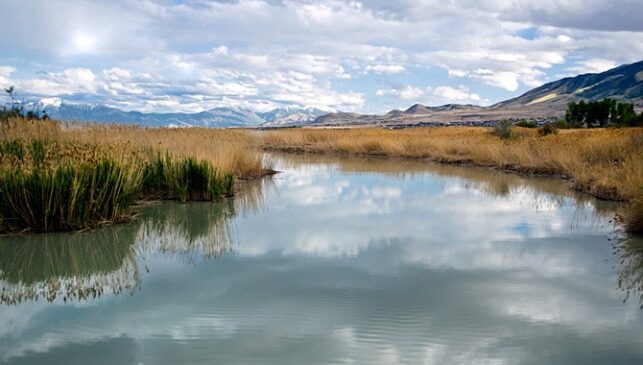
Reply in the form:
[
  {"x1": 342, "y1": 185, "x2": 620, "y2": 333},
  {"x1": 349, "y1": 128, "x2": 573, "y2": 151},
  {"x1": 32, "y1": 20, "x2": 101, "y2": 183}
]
[{"x1": 0, "y1": 153, "x2": 642, "y2": 364}]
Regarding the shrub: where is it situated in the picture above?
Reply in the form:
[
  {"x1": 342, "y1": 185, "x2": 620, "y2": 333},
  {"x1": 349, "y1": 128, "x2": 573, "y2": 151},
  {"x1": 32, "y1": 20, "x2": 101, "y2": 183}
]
[
  {"x1": 538, "y1": 123, "x2": 558, "y2": 136},
  {"x1": 493, "y1": 120, "x2": 513, "y2": 139},
  {"x1": 515, "y1": 120, "x2": 537, "y2": 128},
  {"x1": 552, "y1": 120, "x2": 570, "y2": 129}
]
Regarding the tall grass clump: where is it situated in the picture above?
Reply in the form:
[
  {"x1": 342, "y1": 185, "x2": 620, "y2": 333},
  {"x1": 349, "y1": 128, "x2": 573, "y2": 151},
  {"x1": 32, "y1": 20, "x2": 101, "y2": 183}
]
[
  {"x1": 0, "y1": 152, "x2": 140, "y2": 232},
  {"x1": 141, "y1": 153, "x2": 233, "y2": 202},
  {"x1": 538, "y1": 123, "x2": 558, "y2": 136},
  {"x1": 493, "y1": 120, "x2": 513, "y2": 139},
  {"x1": 0, "y1": 117, "x2": 249, "y2": 234}
]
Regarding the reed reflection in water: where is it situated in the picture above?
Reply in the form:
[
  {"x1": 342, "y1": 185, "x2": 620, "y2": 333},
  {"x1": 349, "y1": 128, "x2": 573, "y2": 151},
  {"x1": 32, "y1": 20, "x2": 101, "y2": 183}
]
[
  {"x1": 615, "y1": 236, "x2": 643, "y2": 308},
  {"x1": 0, "y1": 177, "x2": 270, "y2": 305},
  {"x1": 0, "y1": 224, "x2": 141, "y2": 305}
]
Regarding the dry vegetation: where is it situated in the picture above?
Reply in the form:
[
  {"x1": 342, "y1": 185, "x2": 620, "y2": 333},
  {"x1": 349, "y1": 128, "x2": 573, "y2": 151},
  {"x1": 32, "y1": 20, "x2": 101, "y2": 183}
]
[
  {"x1": 2, "y1": 117, "x2": 642, "y2": 234},
  {"x1": 1, "y1": 118, "x2": 263, "y2": 179},
  {"x1": 257, "y1": 126, "x2": 643, "y2": 233},
  {"x1": 0, "y1": 118, "x2": 264, "y2": 233}
]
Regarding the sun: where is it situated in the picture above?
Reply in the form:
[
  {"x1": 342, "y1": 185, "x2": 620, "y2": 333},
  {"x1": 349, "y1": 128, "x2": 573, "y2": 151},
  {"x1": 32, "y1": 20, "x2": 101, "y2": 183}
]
[{"x1": 72, "y1": 31, "x2": 97, "y2": 54}]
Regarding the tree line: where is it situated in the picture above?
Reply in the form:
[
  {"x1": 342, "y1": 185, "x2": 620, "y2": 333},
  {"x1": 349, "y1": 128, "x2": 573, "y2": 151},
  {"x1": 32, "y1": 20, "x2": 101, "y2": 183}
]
[{"x1": 565, "y1": 99, "x2": 643, "y2": 128}]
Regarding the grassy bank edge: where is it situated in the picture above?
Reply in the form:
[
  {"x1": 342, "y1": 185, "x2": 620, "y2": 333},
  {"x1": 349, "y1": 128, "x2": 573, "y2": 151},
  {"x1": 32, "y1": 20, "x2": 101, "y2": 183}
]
[{"x1": 257, "y1": 127, "x2": 643, "y2": 234}]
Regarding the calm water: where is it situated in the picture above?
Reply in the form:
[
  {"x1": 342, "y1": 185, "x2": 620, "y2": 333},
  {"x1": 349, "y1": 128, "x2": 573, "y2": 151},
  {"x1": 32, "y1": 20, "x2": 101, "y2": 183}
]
[{"x1": 1, "y1": 153, "x2": 643, "y2": 364}]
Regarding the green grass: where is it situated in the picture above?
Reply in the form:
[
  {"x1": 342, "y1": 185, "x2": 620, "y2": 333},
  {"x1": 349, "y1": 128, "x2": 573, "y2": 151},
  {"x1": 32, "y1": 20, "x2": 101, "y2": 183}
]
[
  {"x1": 0, "y1": 139, "x2": 236, "y2": 234},
  {"x1": 141, "y1": 152, "x2": 234, "y2": 202},
  {"x1": 0, "y1": 159, "x2": 140, "y2": 232}
]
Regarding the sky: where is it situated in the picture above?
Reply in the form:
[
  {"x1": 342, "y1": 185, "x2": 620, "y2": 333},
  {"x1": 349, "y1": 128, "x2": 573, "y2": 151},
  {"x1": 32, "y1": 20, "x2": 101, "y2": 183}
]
[{"x1": 0, "y1": 0, "x2": 642, "y2": 114}]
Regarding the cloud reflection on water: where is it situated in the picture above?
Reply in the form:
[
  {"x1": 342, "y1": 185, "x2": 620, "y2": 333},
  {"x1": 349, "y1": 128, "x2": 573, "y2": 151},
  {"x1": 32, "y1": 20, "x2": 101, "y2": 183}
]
[{"x1": 1, "y1": 153, "x2": 642, "y2": 364}]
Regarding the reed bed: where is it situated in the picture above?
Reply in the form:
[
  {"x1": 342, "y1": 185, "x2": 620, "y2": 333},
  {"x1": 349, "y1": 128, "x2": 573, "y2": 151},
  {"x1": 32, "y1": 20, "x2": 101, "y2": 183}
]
[
  {"x1": 141, "y1": 153, "x2": 234, "y2": 202},
  {"x1": 3, "y1": 116, "x2": 642, "y2": 234},
  {"x1": 0, "y1": 118, "x2": 263, "y2": 233},
  {"x1": 258, "y1": 126, "x2": 643, "y2": 233},
  {"x1": 59, "y1": 122, "x2": 263, "y2": 179}
]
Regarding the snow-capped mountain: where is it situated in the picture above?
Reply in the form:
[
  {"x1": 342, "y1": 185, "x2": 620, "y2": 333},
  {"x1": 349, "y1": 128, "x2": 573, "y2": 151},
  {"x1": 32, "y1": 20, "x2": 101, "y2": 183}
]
[
  {"x1": 35, "y1": 101, "x2": 325, "y2": 128},
  {"x1": 258, "y1": 106, "x2": 327, "y2": 126}
]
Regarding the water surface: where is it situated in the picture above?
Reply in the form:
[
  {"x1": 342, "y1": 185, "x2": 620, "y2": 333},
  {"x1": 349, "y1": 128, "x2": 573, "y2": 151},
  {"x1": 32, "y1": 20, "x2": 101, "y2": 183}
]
[{"x1": 1, "y1": 153, "x2": 643, "y2": 364}]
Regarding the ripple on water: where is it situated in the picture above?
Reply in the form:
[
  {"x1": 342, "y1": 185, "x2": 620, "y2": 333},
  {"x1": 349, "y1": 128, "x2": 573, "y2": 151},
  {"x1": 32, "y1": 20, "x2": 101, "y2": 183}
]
[{"x1": 1, "y1": 154, "x2": 643, "y2": 364}]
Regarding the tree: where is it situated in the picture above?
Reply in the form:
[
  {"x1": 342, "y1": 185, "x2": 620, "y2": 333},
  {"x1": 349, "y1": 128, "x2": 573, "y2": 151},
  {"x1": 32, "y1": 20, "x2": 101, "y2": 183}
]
[
  {"x1": 615, "y1": 102, "x2": 638, "y2": 126},
  {"x1": 585, "y1": 99, "x2": 611, "y2": 128},
  {"x1": 565, "y1": 101, "x2": 585, "y2": 128},
  {"x1": 564, "y1": 98, "x2": 639, "y2": 128},
  {"x1": 4, "y1": 86, "x2": 16, "y2": 109}
]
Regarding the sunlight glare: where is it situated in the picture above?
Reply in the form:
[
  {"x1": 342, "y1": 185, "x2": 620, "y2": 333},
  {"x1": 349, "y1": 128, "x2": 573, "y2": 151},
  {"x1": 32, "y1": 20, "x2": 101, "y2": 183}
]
[{"x1": 72, "y1": 31, "x2": 97, "y2": 54}]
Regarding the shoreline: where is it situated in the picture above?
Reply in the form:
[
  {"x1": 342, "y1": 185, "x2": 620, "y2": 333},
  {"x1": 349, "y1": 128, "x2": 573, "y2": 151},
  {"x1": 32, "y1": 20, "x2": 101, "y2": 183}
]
[
  {"x1": 256, "y1": 126, "x2": 643, "y2": 234},
  {"x1": 262, "y1": 147, "x2": 622, "y2": 201}
]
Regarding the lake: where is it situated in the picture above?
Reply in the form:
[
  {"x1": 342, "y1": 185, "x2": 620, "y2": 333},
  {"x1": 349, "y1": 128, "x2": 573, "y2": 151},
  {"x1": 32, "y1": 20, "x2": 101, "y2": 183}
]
[{"x1": 1, "y1": 153, "x2": 642, "y2": 364}]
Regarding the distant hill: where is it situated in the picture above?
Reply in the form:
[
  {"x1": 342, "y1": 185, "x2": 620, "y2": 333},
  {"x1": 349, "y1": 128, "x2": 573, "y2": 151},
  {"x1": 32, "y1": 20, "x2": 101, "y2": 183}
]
[
  {"x1": 494, "y1": 60, "x2": 643, "y2": 109},
  {"x1": 304, "y1": 60, "x2": 643, "y2": 127},
  {"x1": 404, "y1": 103, "x2": 483, "y2": 114},
  {"x1": 404, "y1": 104, "x2": 433, "y2": 114}
]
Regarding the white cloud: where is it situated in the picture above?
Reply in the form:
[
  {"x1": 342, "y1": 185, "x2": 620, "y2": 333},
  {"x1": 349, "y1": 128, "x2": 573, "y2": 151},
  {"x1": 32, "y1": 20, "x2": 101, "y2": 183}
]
[
  {"x1": 365, "y1": 64, "x2": 406, "y2": 74},
  {"x1": 432, "y1": 86, "x2": 482, "y2": 102},
  {"x1": 12, "y1": 63, "x2": 364, "y2": 113},
  {"x1": 376, "y1": 85, "x2": 423, "y2": 99},
  {"x1": 420, "y1": 45, "x2": 568, "y2": 91},
  {"x1": 20, "y1": 68, "x2": 98, "y2": 95},
  {"x1": 565, "y1": 59, "x2": 618, "y2": 75},
  {"x1": 0, "y1": 0, "x2": 641, "y2": 112},
  {"x1": 474, "y1": 70, "x2": 521, "y2": 92},
  {"x1": 376, "y1": 84, "x2": 489, "y2": 105},
  {"x1": 0, "y1": 66, "x2": 15, "y2": 89}
]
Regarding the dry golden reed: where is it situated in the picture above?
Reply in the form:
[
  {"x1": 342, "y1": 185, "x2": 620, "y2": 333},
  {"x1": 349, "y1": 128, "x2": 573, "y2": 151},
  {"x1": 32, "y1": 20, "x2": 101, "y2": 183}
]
[{"x1": 1, "y1": 118, "x2": 264, "y2": 179}]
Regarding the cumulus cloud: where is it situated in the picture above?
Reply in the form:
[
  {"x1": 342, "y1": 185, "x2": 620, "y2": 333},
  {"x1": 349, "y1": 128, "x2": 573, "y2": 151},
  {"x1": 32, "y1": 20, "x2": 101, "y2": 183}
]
[
  {"x1": 377, "y1": 85, "x2": 488, "y2": 106},
  {"x1": 20, "y1": 68, "x2": 99, "y2": 95},
  {"x1": 0, "y1": 66, "x2": 14, "y2": 89},
  {"x1": 10, "y1": 63, "x2": 364, "y2": 113},
  {"x1": 0, "y1": 0, "x2": 641, "y2": 113},
  {"x1": 432, "y1": 86, "x2": 482, "y2": 103},
  {"x1": 564, "y1": 59, "x2": 618, "y2": 75},
  {"x1": 376, "y1": 85, "x2": 423, "y2": 99},
  {"x1": 365, "y1": 64, "x2": 406, "y2": 75}
]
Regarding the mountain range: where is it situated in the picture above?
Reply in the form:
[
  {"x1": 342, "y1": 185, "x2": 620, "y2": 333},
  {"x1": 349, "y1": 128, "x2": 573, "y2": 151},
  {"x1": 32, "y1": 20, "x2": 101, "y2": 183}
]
[
  {"x1": 32, "y1": 60, "x2": 643, "y2": 128},
  {"x1": 36, "y1": 101, "x2": 326, "y2": 128},
  {"x1": 308, "y1": 60, "x2": 643, "y2": 127}
]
